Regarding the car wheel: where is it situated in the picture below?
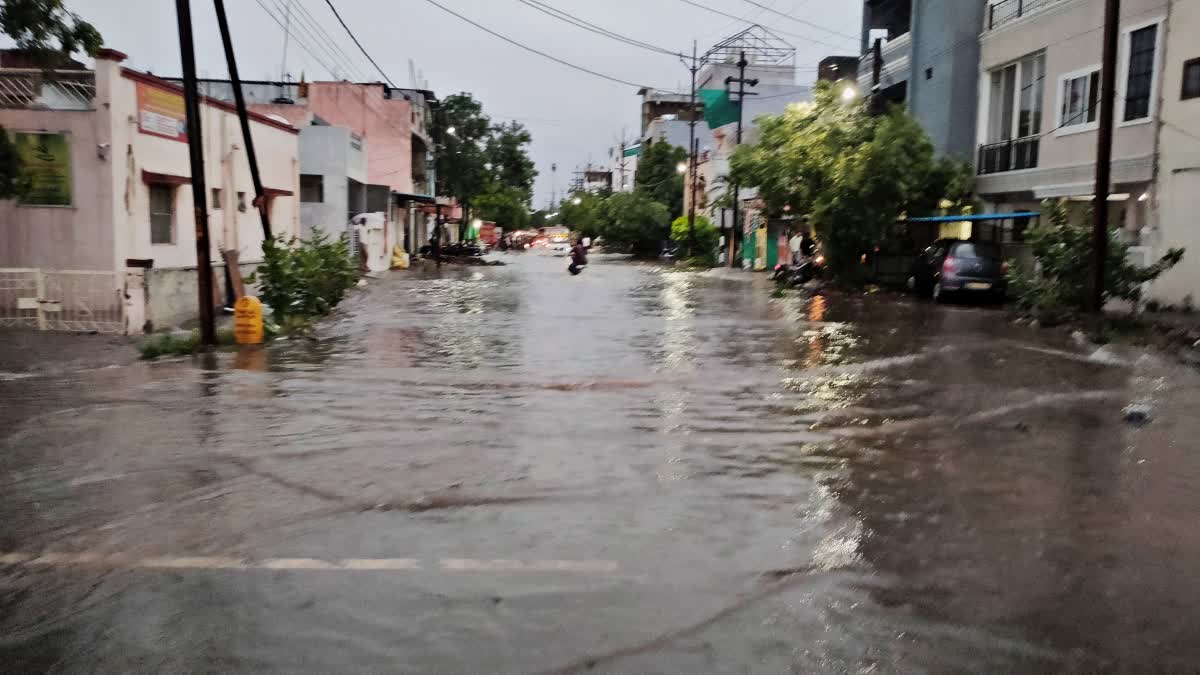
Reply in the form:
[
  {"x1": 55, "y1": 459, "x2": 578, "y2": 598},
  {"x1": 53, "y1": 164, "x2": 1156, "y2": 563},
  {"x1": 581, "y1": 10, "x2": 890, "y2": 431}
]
[{"x1": 932, "y1": 282, "x2": 944, "y2": 304}]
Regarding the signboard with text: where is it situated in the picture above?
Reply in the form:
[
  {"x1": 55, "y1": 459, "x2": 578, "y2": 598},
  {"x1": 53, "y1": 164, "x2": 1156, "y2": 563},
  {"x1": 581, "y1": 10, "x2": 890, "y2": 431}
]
[
  {"x1": 136, "y1": 82, "x2": 187, "y2": 142},
  {"x1": 15, "y1": 132, "x2": 72, "y2": 206}
]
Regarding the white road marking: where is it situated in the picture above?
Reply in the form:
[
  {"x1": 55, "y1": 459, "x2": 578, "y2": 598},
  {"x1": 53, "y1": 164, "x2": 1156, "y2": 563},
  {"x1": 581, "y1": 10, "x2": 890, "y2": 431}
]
[{"x1": 0, "y1": 553, "x2": 618, "y2": 574}]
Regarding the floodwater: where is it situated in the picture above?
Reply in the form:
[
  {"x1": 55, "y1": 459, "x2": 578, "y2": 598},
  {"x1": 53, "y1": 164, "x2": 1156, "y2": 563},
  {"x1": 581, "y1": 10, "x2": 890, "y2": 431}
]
[{"x1": 3, "y1": 252, "x2": 1200, "y2": 673}]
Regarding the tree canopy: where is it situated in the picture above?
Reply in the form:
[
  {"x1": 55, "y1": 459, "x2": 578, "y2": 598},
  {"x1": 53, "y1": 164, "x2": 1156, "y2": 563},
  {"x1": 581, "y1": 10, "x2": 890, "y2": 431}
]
[
  {"x1": 0, "y1": 0, "x2": 102, "y2": 64},
  {"x1": 730, "y1": 82, "x2": 971, "y2": 279},
  {"x1": 599, "y1": 192, "x2": 671, "y2": 258},
  {"x1": 486, "y1": 121, "x2": 537, "y2": 205},
  {"x1": 635, "y1": 141, "x2": 688, "y2": 219}
]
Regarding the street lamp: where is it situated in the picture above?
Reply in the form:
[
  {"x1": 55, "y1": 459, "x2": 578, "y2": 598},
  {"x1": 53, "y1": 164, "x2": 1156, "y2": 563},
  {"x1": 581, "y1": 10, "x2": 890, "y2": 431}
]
[
  {"x1": 676, "y1": 161, "x2": 688, "y2": 175},
  {"x1": 446, "y1": 126, "x2": 457, "y2": 136},
  {"x1": 841, "y1": 84, "x2": 858, "y2": 102},
  {"x1": 572, "y1": 197, "x2": 582, "y2": 205}
]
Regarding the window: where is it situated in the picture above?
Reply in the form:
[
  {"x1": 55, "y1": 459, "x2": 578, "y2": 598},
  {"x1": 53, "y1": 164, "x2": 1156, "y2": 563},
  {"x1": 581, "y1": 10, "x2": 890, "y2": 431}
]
[
  {"x1": 237, "y1": 191, "x2": 247, "y2": 212},
  {"x1": 925, "y1": 67, "x2": 933, "y2": 80},
  {"x1": 300, "y1": 174, "x2": 324, "y2": 203},
  {"x1": 1060, "y1": 68, "x2": 1100, "y2": 129},
  {"x1": 1124, "y1": 23, "x2": 1159, "y2": 121},
  {"x1": 211, "y1": 187, "x2": 222, "y2": 210},
  {"x1": 149, "y1": 184, "x2": 175, "y2": 244},
  {"x1": 987, "y1": 52, "x2": 1044, "y2": 142},
  {"x1": 1183, "y1": 58, "x2": 1200, "y2": 100}
]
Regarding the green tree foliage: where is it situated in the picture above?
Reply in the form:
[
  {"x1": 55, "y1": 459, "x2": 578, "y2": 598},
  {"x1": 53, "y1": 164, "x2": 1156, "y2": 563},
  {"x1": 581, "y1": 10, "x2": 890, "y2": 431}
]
[
  {"x1": 1012, "y1": 201, "x2": 1184, "y2": 323},
  {"x1": 0, "y1": 0, "x2": 102, "y2": 64},
  {"x1": 435, "y1": 93, "x2": 490, "y2": 230},
  {"x1": 557, "y1": 191, "x2": 604, "y2": 239},
  {"x1": 247, "y1": 228, "x2": 358, "y2": 321},
  {"x1": 530, "y1": 209, "x2": 549, "y2": 229},
  {"x1": 671, "y1": 215, "x2": 719, "y2": 265},
  {"x1": 599, "y1": 192, "x2": 671, "y2": 257},
  {"x1": 730, "y1": 82, "x2": 967, "y2": 280},
  {"x1": 485, "y1": 121, "x2": 537, "y2": 204},
  {"x1": 635, "y1": 141, "x2": 688, "y2": 218},
  {"x1": 473, "y1": 184, "x2": 530, "y2": 231}
]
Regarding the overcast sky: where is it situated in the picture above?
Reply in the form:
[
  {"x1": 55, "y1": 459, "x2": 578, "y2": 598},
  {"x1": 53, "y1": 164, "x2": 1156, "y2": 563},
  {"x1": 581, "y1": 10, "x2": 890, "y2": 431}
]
[{"x1": 66, "y1": 0, "x2": 861, "y2": 207}]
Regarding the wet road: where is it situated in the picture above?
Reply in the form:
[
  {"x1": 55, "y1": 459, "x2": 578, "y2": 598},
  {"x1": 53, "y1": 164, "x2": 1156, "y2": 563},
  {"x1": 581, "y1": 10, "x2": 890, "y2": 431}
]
[{"x1": 4, "y1": 252, "x2": 1200, "y2": 673}]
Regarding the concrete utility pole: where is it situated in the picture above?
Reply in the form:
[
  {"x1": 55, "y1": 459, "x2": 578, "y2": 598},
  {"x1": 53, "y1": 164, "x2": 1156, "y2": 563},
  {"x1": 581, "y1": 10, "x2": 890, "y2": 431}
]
[
  {"x1": 214, "y1": 0, "x2": 272, "y2": 242},
  {"x1": 685, "y1": 41, "x2": 699, "y2": 257},
  {"x1": 725, "y1": 51, "x2": 758, "y2": 268},
  {"x1": 1090, "y1": 0, "x2": 1121, "y2": 313},
  {"x1": 175, "y1": 0, "x2": 216, "y2": 346}
]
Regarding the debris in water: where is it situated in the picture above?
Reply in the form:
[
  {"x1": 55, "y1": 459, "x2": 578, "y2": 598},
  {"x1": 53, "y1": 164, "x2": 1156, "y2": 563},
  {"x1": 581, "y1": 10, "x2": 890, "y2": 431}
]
[{"x1": 1123, "y1": 404, "x2": 1153, "y2": 426}]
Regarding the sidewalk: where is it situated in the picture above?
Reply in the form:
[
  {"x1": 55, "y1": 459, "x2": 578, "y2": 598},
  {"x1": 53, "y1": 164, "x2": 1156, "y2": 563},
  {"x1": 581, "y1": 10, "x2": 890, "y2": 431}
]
[{"x1": 0, "y1": 329, "x2": 137, "y2": 377}]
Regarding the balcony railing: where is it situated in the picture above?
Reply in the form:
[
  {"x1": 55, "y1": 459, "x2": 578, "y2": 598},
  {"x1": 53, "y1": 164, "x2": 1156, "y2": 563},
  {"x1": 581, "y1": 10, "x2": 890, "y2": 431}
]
[
  {"x1": 978, "y1": 136, "x2": 1040, "y2": 175},
  {"x1": 988, "y1": 0, "x2": 1062, "y2": 29},
  {"x1": 0, "y1": 69, "x2": 94, "y2": 110}
]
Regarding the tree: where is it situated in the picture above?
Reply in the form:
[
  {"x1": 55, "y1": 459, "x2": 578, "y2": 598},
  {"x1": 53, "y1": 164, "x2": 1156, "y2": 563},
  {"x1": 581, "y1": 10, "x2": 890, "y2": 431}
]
[
  {"x1": 599, "y1": 192, "x2": 671, "y2": 257},
  {"x1": 473, "y1": 184, "x2": 530, "y2": 232},
  {"x1": 557, "y1": 191, "x2": 604, "y2": 239},
  {"x1": 435, "y1": 93, "x2": 491, "y2": 235},
  {"x1": 1012, "y1": 201, "x2": 1184, "y2": 323},
  {"x1": 730, "y1": 82, "x2": 964, "y2": 280},
  {"x1": 0, "y1": 0, "x2": 102, "y2": 65},
  {"x1": 671, "y1": 215, "x2": 719, "y2": 265},
  {"x1": 485, "y1": 121, "x2": 537, "y2": 204},
  {"x1": 635, "y1": 141, "x2": 688, "y2": 218}
]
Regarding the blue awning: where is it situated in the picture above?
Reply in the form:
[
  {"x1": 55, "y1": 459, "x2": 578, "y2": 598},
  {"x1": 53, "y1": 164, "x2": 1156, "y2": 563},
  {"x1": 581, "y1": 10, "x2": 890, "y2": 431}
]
[{"x1": 906, "y1": 211, "x2": 1040, "y2": 223}]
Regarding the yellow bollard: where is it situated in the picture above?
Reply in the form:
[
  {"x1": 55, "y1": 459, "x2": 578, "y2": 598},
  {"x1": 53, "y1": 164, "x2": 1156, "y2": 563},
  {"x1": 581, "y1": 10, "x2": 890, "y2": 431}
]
[{"x1": 233, "y1": 296, "x2": 264, "y2": 345}]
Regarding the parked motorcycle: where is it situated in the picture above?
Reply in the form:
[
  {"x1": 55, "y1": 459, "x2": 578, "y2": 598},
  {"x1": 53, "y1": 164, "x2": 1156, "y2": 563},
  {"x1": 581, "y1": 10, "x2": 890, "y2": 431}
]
[{"x1": 772, "y1": 254, "x2": 826, "y2": 287}]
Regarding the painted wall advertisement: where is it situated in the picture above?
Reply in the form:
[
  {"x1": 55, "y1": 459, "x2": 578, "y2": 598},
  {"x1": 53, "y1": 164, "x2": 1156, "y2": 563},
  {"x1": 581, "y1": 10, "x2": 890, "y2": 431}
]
[
  {"x1": 16, "y1": 132, "x2": 72, "y2": 207},
  {"x1": 137, "y1": 82, "x2": 187, "y2": 142}
]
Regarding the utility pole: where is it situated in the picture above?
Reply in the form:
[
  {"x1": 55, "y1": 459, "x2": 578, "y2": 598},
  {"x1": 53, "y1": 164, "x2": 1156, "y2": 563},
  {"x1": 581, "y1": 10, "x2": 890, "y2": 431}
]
[
  {"x1": 214, "y1": 0, "x2": 272, "y2": 242},
  {"x1": 550, "y1": 163, "x2": 557, "y2": 209},
  {"x1": 618, "y1": 138, "x2": 627, "y2": 192},
  {"x1": 175, "y1": 0, "x2": 216, "y2": 346},
  {"x1": 685, "y1": 41, "x2": 699, "y2": 257},
  {"x1": 725, "y1": 51, "x2": 758, "y2": 268},
  {"x1": 1090, "y1": 0, "x2": 1121, "y2": 313}
]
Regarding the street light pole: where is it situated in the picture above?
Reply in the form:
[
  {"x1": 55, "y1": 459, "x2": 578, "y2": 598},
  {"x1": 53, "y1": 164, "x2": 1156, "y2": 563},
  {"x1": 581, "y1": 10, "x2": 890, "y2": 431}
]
[
  {"x1": 725, "y1": 51, "x2": 758, "y2": 268},
  {"x1": 175, "y1": 0, "x2": 216, "y2": 346},
  {"x1": 685, "y1": 41, "x2": 699, "y2": 258}
]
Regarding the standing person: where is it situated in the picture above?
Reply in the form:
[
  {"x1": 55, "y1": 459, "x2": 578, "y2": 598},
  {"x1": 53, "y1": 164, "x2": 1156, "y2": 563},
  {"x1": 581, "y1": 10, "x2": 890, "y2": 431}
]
[
  {"x1": 788, "y1": 228, "x2": 805, "y2": 265},
  {"x1": 568, "y1": 237, "x2": 588, "y2": 276}
]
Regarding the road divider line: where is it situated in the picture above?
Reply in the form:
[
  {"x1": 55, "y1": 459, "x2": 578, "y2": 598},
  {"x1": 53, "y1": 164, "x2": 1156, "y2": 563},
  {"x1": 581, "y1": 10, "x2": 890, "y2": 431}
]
[{"x1": 0, "y1": 553, "x2": 618, "y2": 574}]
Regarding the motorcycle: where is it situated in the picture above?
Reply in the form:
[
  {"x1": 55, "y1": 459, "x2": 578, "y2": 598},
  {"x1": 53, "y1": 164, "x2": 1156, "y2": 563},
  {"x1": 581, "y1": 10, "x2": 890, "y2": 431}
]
[{"x1": 772, "y1": 254, "x2": 826, "y2": 287}]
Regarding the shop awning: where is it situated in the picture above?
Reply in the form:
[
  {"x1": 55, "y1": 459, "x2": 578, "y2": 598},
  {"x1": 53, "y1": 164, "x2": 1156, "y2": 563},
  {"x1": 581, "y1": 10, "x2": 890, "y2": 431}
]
[
  {"x1": 906, "y1": 211, "x2": 1039, "y2": 223},
  {"x1": 393, "y1": 191, "x2": 437, "y2": 204}
]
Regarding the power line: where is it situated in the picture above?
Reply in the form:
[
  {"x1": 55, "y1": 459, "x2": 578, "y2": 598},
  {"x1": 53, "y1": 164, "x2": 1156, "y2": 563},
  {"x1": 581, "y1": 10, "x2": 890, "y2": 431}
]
[
  {"x1": 674, "y1": 0, "x2": 850, "y2": 51},
  {"x1": 420, "y1": 0, "x2": 683, "y2": 93},
  {"x1": 287, "y1": 0, "x2": 368, "y2": 80},
  {"x1": 735, "y1": 0, "x2": 860, "y2": 42},
  {"x1": 323, "y1": 0, "x2": 397, "y2": 87},
  {"x1": 517, "y1": 0, "x2": 685, "y2": 58},
  {"x1": 266, "y1": 0, "x2": 363, "y2": 81},
  {"x1": 253, "y1": 0, "x2": 340, "y2": 79}
]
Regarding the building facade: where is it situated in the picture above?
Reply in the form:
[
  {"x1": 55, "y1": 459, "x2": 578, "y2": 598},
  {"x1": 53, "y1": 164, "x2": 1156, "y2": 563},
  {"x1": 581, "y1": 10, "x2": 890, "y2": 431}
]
[
  {"x1": 0, "y1": 50, "x2": 300, "y2": 333},
  {"x1": 974, "y1": 0, "x2": 1169, "y2": 247},
  {"x1": 1150, "y1": 0, "x2": 1200, "y2": 304},
  {"x1": 859, "y1": 0, "x2": 989, "y2": 160}
]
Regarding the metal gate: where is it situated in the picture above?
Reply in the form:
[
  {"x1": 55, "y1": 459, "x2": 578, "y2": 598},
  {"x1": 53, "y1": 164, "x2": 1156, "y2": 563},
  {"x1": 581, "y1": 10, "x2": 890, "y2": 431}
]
[{"x1": 0, "y1": 268, "x2": 124, "y2": 333}]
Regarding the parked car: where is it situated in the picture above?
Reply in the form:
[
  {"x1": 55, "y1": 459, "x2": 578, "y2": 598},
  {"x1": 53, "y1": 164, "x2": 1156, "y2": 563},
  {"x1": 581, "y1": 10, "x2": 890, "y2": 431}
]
[{"x1": 907, "y1": 239, "x2": 1008, "y2": 303}]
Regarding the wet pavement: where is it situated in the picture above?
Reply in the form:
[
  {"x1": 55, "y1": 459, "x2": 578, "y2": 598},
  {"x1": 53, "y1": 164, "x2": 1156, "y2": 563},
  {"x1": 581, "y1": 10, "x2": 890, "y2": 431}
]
[{"x1": 3, "y1": 252, "x2": 1200, "y2": 673}]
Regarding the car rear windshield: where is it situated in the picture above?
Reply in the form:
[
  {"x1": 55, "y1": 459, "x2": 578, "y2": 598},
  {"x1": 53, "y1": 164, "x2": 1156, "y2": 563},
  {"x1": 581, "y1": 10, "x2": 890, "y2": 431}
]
[{"x1": 952, "y1": 242, "x2": 1002, "y2": 260}]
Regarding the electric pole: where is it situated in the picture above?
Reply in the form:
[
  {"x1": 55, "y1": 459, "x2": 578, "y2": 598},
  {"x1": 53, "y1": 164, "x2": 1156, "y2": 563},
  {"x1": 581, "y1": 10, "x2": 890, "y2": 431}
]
[
  {"x1": 685, "y1": 41, "x2": 699, "y2": 257},
  {"x1": 725, "y1": 51, "x2": 758, "y2": 268},
  {"x1": 1090, "y1": 0, "x2": 1121, "y2": 313},
  {"x1": 214, "y1": 0, "x2": 272, "y2": 242},
  {"x1": 175, "y1": 0, "x2": 216, "y2": 346}
]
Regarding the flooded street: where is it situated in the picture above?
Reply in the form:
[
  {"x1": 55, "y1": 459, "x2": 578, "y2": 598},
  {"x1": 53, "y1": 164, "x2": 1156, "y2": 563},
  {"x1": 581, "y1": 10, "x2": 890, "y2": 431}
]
[{"x1": 4, "y1": 252, "x2": 1200, "y2": 673}]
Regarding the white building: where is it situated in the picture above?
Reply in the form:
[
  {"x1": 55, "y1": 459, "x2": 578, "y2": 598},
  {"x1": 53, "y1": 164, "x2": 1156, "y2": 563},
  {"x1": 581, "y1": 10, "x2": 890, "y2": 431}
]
[
  {"x1": 0, "y1": 49, "x2": 300, "y2": 333},
  {"x1": 975, "y1": 0, "x2": 1168, "y2": 245}
]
